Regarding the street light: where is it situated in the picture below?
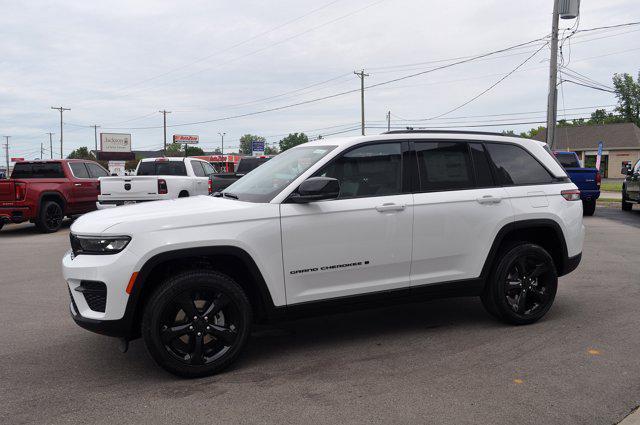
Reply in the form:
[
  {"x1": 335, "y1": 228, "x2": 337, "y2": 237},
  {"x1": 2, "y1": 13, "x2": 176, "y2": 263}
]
[{"x1": 218, "y1": 132, "x2": 226, "y2": 155}]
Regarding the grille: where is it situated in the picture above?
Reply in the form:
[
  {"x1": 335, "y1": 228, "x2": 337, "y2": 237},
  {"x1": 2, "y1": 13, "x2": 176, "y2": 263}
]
[{"x1": 78, "y1": 281, "x2": 107, "y2": 312}]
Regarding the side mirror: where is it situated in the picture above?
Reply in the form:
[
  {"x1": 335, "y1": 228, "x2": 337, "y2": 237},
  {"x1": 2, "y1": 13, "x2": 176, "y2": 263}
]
[
  {"x1": 622, "y1": 164, "x2": 633, "y2": 176},
  {"x1": 289, "y1": 177, "x2": 340, "y2": 203}
]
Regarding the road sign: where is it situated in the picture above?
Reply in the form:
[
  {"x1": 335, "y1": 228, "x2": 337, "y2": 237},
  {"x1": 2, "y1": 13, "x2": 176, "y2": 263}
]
[
  {"x1": 252, "y1": 141, "x2": 265, "y2": 156},
  {"x1": 173, "y1": 135, "x2": 199, "y2": 144}
]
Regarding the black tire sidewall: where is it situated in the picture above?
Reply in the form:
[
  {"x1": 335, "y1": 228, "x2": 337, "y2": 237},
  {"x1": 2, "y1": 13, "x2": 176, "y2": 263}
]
[
  {"x1": 142, "y1": 270, "x2": 252, "y2": 378},
  {"x1": 36, "y1": 201, "x2": 63, "y2": 233},
  {"x1": 488, "y1": 243, "x2": 558, "y2": 325}
]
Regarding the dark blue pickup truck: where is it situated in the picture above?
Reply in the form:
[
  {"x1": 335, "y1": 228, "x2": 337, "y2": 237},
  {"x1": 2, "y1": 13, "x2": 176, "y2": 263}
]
[{"x1": 553, "y1": 151, "x2": 601, "y2": 216}]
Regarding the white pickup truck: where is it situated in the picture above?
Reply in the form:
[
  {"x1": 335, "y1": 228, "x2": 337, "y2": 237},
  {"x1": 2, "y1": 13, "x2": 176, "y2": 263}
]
[{"x1": 97, "y1": 157, "x2": 216, "y2": 208}]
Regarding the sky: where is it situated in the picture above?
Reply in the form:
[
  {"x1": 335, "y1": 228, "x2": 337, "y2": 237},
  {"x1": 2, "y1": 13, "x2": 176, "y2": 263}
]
[{"x1": 1, "y1": 0, "x2": 639, "y2": 162}]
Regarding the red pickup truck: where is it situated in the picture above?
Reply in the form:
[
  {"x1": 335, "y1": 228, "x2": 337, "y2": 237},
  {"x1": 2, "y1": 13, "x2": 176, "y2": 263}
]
[{"x1": 0, "y1": 159, "x2": 109, "y2": 233}]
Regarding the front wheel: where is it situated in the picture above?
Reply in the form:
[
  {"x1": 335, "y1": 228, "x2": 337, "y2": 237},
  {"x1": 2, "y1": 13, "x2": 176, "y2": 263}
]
[
  {"x1": 142, "y1": 270, "x2": 252, "y2": 378},
  {"x1": 481, "y1": 243, "x2": 558, "y2": 325},
  {"x1": 582, "y1": 199, "x2": 596, "y2": 216}
]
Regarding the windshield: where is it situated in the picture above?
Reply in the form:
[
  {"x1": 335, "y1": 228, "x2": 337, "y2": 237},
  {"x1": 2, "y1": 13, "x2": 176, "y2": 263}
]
[{"x1": 223, "y1": 145, "x2": 336, "y2": 202}]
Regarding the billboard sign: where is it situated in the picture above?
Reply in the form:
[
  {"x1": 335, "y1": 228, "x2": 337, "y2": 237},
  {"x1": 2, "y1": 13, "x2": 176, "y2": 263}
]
[
  {"x1": 173, "y1": 135, "x2": 199, "y2": 144},
  {"x1": 100, "y1": 133, "x2": 131, "y2": 152},
  {"x1": 252, "y1": 140, "x2": 265, "y2": 156}
]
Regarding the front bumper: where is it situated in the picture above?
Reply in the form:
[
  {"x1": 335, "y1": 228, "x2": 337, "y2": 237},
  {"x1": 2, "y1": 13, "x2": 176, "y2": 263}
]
[
  {"x1": 69, "y1": 297, "x2": 136, "y2": 338},
  {"x1": 560, "y1": 252, "x2": 582, "y2": 277}
]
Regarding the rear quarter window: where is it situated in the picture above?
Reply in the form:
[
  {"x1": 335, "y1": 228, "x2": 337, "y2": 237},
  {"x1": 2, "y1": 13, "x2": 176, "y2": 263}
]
[
  {"x1": 11, "y1": 162, "x2": 65, "y2": 178},
  {"x1": 485, "y1": 143, "x2": 555, "y2": 186}
]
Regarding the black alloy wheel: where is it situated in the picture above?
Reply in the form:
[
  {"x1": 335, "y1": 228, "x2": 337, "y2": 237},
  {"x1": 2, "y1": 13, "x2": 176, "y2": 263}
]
[
  {"x1": 481, "y1": 243, "x2": 557, "y2": 325},
  {"x1": 142, "y1": 270, "x2": 252, "y2": 378},
  {"x1": 35, "y1": 201, "x2": 63, "y2": 233},
  {"x1": 160, "y1": 290, "x2": 239, "y2": 366}
]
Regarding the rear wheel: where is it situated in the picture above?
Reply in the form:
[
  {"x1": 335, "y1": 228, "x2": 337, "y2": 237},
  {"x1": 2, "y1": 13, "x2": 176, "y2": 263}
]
[
  {"x1": 35, "y1": 200, "x2": 63, "y2": 233},
  {"x1": 178, "y1": 191, "x2": 189, "y2": 198},
  {"x1": 481, "y1": 243, "x2": 557, "y2": 325},
  {"x1": 582, "y1": 199, "x2": 596, "y2": 216},
  {"x1": 142, "y1": 270, "x2": 252, "y2": 378},
  {"x1": 0, "y1": 222, "x2": 3, "y2": 231}
]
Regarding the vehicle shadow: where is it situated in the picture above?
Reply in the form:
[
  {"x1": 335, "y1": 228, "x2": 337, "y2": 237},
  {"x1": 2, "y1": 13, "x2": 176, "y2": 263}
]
[
  {"x1": 593, "y1": 207, "x2": 640, "y2": 229},
  {"x1": 0, "y1": 219, "x2": 71, "y2": 236}
]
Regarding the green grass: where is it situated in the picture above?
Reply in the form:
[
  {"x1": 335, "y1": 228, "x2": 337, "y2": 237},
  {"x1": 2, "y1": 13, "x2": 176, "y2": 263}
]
[
  {"x1": 600, "y1": 182, "x2": 622, "y2": 192},
  {"x1": 597, "y1": 198, "x2": 621, "y2": 203}
]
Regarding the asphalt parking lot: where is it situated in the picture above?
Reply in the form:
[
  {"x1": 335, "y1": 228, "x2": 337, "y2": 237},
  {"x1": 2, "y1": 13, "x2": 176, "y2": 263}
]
[{"x1": 1, "y1": 207, "x2": 640, "y2": 424}]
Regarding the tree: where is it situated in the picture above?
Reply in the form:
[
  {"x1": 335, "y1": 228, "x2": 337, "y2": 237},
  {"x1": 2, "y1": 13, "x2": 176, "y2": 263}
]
[
  {"x1": 264, "y1": 144, "x2": 279, "y2": 155},
  {"x1": 612, "y1": 72, "x2": 640, "y2": 125},
  {"x1": 279, "y1": 133, "x2": 309, "y2": 152},
  {"x1": 67, "y1": 146, "x2": 95, "y2": 160},
  {"x1": 164, "y1": 143, "x2": 204, "y2": 157},
  {"x1": 519, "y1": 126, "x2": 545, "y2": 139},
  {"x1": 239, "y1": 134, "x2": 266, "y2": 155}
]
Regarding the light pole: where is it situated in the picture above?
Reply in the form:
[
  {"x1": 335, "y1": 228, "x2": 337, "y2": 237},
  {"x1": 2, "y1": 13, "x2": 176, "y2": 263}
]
[
  {"x1": 218, "y1": 132, "x2": 226, "y2": 155},
  {"x1": 51, "y1": 107, "x2": 70, "y2": 158}
]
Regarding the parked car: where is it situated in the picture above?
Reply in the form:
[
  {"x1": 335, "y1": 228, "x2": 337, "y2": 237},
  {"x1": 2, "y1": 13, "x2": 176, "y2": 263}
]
[
  {"x1": 621, "y1": 159, "x2": 640, "y2": 211},
  {"x1": 97, "y1": 157, "x2": 216, "y2": 208},
  {"x1": 552, "y1": 151, "x2": 600, "y2": 216},
  {"x1": 0, "y1": 159, "x2": 108, "y2": 233},
  {"x1": 209, "y1": 156, "x2": 271, "y2": 193},
  {"x1": 63, "y1": 130, "x2": 584, "y2": 378}
]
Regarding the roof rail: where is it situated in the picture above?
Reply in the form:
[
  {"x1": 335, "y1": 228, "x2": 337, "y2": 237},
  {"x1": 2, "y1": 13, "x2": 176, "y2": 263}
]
[{"x1": 383, "y1": 129, "x2": 524, "y2": 138}]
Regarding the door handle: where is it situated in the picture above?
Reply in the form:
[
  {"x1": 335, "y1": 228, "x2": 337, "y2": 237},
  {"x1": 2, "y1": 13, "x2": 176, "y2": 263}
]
[
  {"x1": 74, "y1": 183, "x2": 82, "y2": 187},
  {"x1": 375, "y1": 203, "x2": 406, "y2": 212},
  {"x1": 476, "y1": 195, "x2": 502, "y2": 204}
]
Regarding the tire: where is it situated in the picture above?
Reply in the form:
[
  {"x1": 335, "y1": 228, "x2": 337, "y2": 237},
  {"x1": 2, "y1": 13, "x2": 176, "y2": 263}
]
[
  {"x1": 622, "y1": 192, "x2": 633, "y2": 211},
  {"x1": 0, "y1": 222, "x2": 3, "y2": 231},
  {"x1": 178, "y1": 191, "x2": 189, "y2": 198},
  {"x1": 142, "y1": 270, "x2": 252, "y2": 378},
  {"x1": 35, "y1": 200, "x2": 64, "y2": 233},
  {"x1": 481, "y1": 243, "x2": 557, "y2": 325},
  {"x1": 582, "y1": 199, "x2": 596, "y2": 216}
]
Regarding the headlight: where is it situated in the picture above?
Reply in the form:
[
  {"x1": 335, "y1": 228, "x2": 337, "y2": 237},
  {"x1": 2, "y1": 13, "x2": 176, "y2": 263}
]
[{"x1": 70, "y1": 234, "x2": 131, "y2": 255}]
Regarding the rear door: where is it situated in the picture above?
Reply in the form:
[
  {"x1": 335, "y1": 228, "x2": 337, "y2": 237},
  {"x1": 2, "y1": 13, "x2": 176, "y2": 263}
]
[
  {"x1": 411, "y1": 141, "x2": 513, "y2": 286},
  {"x1": 68, "y1": 162, "x2": 96, "y2": 212},
  {"x1": 189, "y1": 160, "x2": 209, "y2": 195}
]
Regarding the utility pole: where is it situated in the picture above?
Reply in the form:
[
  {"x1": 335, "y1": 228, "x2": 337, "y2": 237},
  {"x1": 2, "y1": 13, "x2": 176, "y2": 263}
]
[
  {"x1": 218, "y1": 132, "x2": 226, "y2": 155},
  {"x1": 91, "y1": 125, "x2": 101, "y2": 153},
  {"x1": 51, "y1": 107, "x2": 70, "y2": 158},
  {"x1": 386, "y1": 111, "x2": 391, "y2": 132},
  {"x1": 40, "y1": 142, "x2": 44, "y2": 159},
  {"x1": 545, "y1": 0, "x2": 560, "y2": 149},
  {"x1": 47, "y1": 132, "x2": 54, "y2": 159},
  {"x1": 159, "y1": 110, "x2": 171, "y2": 155},
  {"x1": 3, "y1": 136, "x2": 9, "y2": 178},
  {"x1": 354, "y1": 69, "x2": 369, "y2": 136},
  {"x1": 546, "y1": 0, "x2": 580, "y2": 148}
]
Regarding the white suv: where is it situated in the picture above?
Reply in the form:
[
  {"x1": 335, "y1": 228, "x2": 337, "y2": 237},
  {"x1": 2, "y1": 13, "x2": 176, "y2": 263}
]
[{"x1": 62, "y1": 130, "x2": 584, "y2": 377}]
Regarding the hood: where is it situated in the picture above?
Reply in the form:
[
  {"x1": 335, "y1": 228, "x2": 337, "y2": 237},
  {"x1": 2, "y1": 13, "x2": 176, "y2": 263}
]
[{"x1": 71, "y1": 195, "x2": 269, "y2": 235}]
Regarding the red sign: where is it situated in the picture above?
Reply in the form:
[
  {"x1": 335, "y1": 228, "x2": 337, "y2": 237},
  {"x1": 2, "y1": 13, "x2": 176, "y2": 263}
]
[
  {"x1": 11, "y1": 158, "x2": 24, "y2": 162},
  {"x1": 173, "y1": 134, "x2": 199, "y2": 144}
]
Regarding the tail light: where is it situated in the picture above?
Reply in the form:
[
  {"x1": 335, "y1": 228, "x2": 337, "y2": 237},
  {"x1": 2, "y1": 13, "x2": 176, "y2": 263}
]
[
  {"x1": 15, "y1": 182, "x2": 26, "y2": 201},
  {"x1": 595, "y1": 171, "x2": 601, "y2": 187},
  {"x1": 561, "y1": 189, "x2": 581, "y2": 201},
  {"x1": 208, "y1": 178, "x2": 213, "y2": 195},
  {"x1": 158, "y1": 179, "x2": 168, "y2": 194}
]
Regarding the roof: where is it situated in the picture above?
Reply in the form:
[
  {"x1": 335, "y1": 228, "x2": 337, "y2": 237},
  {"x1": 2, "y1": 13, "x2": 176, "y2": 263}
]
[{"x1": 532, "y1": 122, "x2": 640, "y2": 150}]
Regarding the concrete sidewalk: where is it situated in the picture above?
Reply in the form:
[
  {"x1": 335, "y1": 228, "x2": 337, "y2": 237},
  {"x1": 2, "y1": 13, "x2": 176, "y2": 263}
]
[{"x1": 620, "y1": 408, "x2": 640, "y2": 424}]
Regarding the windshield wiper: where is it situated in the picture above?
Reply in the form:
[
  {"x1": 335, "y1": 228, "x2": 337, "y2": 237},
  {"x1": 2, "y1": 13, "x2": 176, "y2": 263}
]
[{"x1": 221, "y1": 192, "x2": 238, "y2": 199}]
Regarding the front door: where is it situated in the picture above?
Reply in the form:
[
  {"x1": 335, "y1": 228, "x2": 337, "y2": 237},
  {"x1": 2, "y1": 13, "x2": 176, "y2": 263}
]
[
  {"x1": 68, "y1": 162, "x2": 96, "y2": 213},
  {"x1": 280, "y1": 142, "x2": 413, "y2": 305},
  {"x1": 189, "y1": 160, "x2": 210, "y2": 195}
]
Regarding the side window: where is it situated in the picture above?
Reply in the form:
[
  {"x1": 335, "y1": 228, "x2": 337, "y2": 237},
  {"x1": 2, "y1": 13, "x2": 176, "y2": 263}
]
[
  {"x1": 201, "y1": 162, "x2": 215, "y2": 175},
  {"x1": 469, "y1": 143, "x2": 494, "y2": 187},
  {"x1": 190, "y1": 160, "x2": 206, "y2": 177},
  {"x1": 415, "y1": 142, "x2": 474, "y2": 191},
  {"x1": 317, "y1": 142, "x2": 402, "y2": 199},
  {"x1": 86, "y1": 163, "x2": 108, "y2": 178},
  {"x1": 69, "y1": 162, "x2": 90, "y2": 178},
  {"x1": 634, "y1": 160, "x2": 640, "y2": 174},
  {"x1": 485, "y1": 143, "x2": 554, "y2": 185}
]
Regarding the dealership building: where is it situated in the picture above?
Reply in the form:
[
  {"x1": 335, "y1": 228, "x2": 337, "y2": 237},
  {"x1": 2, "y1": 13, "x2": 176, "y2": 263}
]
[{"x1": 532, "y1": 122, "x2": 640, "y2": 178}]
